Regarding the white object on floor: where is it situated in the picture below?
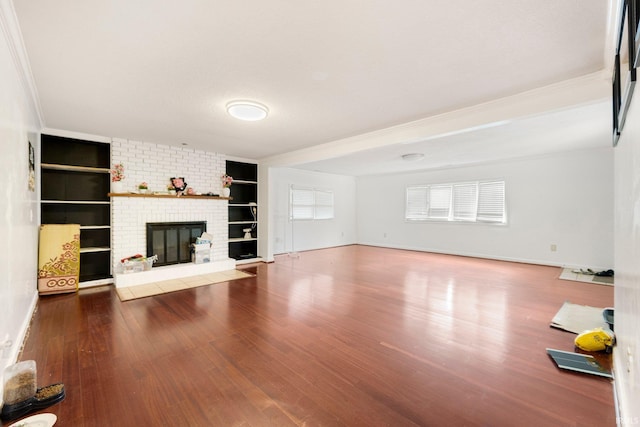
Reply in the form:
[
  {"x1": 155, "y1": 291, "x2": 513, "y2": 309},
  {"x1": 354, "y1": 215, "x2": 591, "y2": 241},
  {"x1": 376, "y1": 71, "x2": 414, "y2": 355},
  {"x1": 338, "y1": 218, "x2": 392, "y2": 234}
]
[
  {"x1": 8, "y1": 413, "x2": 57, "y2": 427},
  {"x1": 551, "y1": 301, "x2": 607, "y2": 334}
]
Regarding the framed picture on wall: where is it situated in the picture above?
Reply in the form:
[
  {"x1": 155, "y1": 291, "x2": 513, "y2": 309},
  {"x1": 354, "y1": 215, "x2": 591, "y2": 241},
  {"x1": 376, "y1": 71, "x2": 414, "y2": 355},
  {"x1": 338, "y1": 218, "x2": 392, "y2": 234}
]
[
  {"x1": 614, "y1": 0, "x2": 637, "y2": 146},
  {"x1": 613, "y1": 55, "x2": 621, "y2": 146},
  {"x1": 633, "y1": 0, "x2": 640, "y2": 68},
  {"x1": 28, "y1": 141, "x2": 35, "y2": 191}
]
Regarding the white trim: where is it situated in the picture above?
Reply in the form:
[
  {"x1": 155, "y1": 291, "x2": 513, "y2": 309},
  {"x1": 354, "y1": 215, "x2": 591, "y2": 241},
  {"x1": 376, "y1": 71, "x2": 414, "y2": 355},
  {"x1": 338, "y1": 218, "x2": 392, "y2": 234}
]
[
  {"x1": 356, "y1": 242, "x2": 611, "y2": 271},
  {"x1": 0, "y1": 0, "x2": 44, "y2": 127},
  {"x1": 0, "y1": 290, "x2": 38, "y2": 378},
  {"x1": 78, "y1": 277, "x2": 114, "y2": 288}
]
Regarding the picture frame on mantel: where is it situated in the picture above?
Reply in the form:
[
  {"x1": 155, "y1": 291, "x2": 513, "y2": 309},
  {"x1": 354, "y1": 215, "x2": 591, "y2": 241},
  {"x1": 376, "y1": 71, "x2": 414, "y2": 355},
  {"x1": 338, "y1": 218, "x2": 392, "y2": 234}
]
[{"x1": 613, "y1": 0, "x2": 637, "y2": 146}]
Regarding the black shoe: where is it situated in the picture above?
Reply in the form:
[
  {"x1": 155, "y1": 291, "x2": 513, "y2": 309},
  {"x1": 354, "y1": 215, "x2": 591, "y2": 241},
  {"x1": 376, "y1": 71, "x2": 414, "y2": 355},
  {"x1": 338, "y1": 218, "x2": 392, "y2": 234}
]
[
  {"x1": 595, "y1": 269, "x2": 614, "y2": 277},
  {"x1": 0, "y1": 383, "x2": 65, "y2": 422}
]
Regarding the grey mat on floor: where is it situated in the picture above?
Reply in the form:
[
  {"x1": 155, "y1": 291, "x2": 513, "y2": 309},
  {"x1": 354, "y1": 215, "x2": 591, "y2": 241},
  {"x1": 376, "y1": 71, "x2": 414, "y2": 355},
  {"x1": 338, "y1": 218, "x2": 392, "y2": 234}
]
[
  {"x1": 558, "y1": 268, "x2": 614, "y2": 285},
  {"x1": 550, "y1": 301, "x2": 607, "y2": 334}
]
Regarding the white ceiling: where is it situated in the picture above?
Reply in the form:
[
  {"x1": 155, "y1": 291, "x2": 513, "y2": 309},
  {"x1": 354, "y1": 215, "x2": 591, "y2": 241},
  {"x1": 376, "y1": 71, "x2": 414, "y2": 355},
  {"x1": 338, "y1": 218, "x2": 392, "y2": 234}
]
[{"x1": 13, "y1": 0, "x2": 615, "y2": 175}]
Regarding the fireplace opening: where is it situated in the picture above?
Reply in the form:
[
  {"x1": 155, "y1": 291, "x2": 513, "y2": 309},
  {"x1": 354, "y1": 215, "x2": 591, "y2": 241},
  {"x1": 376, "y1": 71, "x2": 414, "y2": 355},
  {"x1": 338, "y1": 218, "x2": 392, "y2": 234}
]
[{"x1": 146, "y1": 221, "x2": 207, "y2": 267}]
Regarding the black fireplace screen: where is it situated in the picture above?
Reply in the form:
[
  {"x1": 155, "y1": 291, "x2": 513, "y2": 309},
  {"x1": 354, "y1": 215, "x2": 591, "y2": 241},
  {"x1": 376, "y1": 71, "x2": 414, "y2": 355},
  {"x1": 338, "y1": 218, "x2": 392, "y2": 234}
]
[{"x1": 146, "y1": 221, "x2": 206, "y2": 267}]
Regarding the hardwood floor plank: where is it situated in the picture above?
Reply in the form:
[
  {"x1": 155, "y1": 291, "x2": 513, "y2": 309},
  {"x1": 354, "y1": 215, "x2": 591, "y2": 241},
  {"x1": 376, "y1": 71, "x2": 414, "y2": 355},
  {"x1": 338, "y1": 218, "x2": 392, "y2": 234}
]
[{"x1": 7, "y1": 246, "x2": 615, "y2": 426}]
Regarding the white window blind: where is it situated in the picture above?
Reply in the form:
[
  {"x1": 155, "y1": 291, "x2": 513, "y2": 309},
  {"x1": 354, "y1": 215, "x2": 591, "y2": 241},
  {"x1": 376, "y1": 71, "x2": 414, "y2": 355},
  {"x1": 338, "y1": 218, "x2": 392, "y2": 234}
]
[
  {"x1": 428, "y1": 186, "x2": 452, "y2": 219},
  {"x1": 452, "y1": 183, "x2": 478, "y2": 221},
  {"x1": 314, "y1": 190, "x2": 334, "y2": 220},
  {"x1": 290, "y1": 188, "x2": 334, "y2": 220},
  {"x1": 290, "y1": 188, "x2": 314, "y2": 220},
  {"x1": 405, "y1": 179, "x2": 506, "y2": 224},
  {"x1": 477, "y1": 181, "x2": 506, "y2": 223},
  {"x1": 405, "y1": 187, "x2": 429, "y2": 220}
]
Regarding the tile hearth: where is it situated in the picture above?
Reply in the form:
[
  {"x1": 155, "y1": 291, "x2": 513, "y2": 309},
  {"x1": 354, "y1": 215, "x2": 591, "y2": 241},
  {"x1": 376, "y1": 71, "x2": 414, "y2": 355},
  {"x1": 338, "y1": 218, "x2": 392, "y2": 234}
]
[{"x1": 116, "y1": 269, "x2": 253, "y2": 301}]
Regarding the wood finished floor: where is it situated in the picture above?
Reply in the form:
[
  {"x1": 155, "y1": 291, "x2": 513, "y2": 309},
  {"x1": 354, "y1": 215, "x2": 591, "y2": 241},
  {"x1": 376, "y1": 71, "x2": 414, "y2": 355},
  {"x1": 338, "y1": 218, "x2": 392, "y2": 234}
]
[{"x1": 14, "y1": 246, "x2": 615, "y2": 426}]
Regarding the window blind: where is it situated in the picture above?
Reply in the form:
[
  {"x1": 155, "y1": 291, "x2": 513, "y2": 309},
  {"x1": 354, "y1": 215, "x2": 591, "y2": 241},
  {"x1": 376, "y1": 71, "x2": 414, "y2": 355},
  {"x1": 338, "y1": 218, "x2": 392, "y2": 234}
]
[
  {"x1": 314, "y1": 190, "x2": 334, "y2": 219},
  {"x1": 428, "y1": 186, "x2": 451, "y2": 219},
  {"x1": 405, "y1": 179, "x2": 506, "y2": 223},
  {"x1": 290, "y1": 188, "x2": 315, "y2": 220},
  {"x1": 290, "y1": 188, "x2": 334, "y2": 220},
  {"x1": 406, "y1": 186, "x2": 429, "y2": 220},
  {"x1": 452, "y1": 183, "x2": 478, "y2": 221},
  {"x1": 477, "y1": 181, "x2": 505, "y2": 223}
]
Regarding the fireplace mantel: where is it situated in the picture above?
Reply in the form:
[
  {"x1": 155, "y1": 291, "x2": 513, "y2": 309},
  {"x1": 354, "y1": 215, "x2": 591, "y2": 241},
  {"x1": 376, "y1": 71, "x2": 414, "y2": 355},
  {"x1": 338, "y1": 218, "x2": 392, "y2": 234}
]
[{"x1": 108, "y1": 192, "x2": 231, "y2": 200}]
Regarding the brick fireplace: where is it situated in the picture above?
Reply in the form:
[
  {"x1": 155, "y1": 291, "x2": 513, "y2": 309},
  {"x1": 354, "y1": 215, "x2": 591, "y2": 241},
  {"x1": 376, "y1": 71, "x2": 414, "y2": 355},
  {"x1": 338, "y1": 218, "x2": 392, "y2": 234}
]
[{"x1": 109, "y1": 138, "x2": 235, "y2": 289}]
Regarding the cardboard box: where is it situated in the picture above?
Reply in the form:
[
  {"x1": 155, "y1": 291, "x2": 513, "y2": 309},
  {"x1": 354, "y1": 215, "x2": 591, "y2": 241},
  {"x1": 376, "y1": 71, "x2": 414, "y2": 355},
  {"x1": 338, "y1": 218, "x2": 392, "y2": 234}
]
[
  {"x1": 192, "y1": 251, "x2": 211, "y2": 264},
  {"x1": 191, "y1": 243, "x2": 211, "y2": 252}
]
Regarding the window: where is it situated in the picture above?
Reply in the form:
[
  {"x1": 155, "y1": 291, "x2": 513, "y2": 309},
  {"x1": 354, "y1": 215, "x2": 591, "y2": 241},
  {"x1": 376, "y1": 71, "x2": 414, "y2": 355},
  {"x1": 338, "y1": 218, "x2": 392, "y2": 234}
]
[
  {"x1": 405, "y1": 180, "x2": 505, "y2": 223},
  {"x1": 452, "y1": 183, "x2": 478, "y2": 221},
  {"x1": 477, "y1": 181, "x2": 506, "y2": 222},
  {"x1": 290, "y1": 187, "x2": 334, "y2": 220},
  {"x1": 428, "y1": 186, "x2": 452, "y2": 219}
]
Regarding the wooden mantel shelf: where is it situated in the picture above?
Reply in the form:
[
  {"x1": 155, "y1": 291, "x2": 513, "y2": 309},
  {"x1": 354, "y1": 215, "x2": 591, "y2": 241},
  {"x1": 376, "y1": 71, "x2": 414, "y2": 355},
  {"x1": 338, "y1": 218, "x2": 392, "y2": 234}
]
[{"x1": 108, "y1": 192, "x2": 232, "y2": 200}]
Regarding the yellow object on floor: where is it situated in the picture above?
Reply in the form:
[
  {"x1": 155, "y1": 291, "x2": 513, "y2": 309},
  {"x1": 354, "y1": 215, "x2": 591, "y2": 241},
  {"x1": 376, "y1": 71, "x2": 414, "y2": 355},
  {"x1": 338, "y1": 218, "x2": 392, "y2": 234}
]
[
  {"x1": 37, "y1": 224, "x2": 80, "y2": 295},
  {"x1": 574, "y1": 328, "x2": 615, "y2": 352}
]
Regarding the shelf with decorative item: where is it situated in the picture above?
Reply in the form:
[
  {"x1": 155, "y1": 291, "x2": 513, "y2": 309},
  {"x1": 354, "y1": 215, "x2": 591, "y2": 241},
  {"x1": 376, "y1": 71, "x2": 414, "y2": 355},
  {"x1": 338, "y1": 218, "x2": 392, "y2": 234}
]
[
  {"x1": 41, "y1": 163, "x2": 110, "y2": 173},
  {"x1": 79, "y1": 246, "x2": 111, "y2": 253},
  {"x1": 230, "y1": 179, "x2": 258, "y2": 185},
  {"x1": 108, "y1": 193, "x2": 231, "y2": 200}
]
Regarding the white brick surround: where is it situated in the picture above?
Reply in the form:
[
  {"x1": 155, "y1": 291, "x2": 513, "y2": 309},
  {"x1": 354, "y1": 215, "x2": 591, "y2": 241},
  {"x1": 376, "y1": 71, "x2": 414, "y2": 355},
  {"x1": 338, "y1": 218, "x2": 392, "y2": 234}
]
[
  {"x1": 110, "y1": 139, "x2": 232, "y2": 280},
  {"x1": 111, "y1": 138, "x2": 227, "y2": 194}
]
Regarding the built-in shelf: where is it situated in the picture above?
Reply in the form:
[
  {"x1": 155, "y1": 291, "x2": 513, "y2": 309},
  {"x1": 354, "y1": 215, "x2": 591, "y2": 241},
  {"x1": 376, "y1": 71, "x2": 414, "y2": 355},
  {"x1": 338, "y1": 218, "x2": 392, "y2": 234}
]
[
  {"x1": 41, "y1": 200, "x2": 111, "y2": 205},
  {"x1": 108, "y1": 193, "x2": 231, "y2": 200},
  {"x1": 80, "y1": 246, "x2": 111, "y2": 253},
  {"x1": 41, "y1": 134, "x2": 113, "y2": 283},
  {"x1": 226, "y1": 160, "x2": 258, "y2": 261},
  {"x1": 41, "y1": 163, "x2": 110, "y2": 173},
  {"x1": 236, "y1": 257, "x2": 262, "y2": 265},
  {"x1": 228, "y1": 238, "x2": 258, "y2": 243}
]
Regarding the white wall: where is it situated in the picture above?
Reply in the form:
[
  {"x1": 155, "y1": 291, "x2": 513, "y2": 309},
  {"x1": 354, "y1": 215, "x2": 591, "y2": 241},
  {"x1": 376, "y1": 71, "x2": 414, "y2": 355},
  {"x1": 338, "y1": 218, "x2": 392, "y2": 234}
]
[
  {"x1": 0, "y1": 0, "x2": 41, "y2": 375},
  {"x1": 357, "y1": 148, "x2": 614, "y2": 268},
  {"x1": 613, "y1": 92, "x2": 640, "y2": 424},
  {"x1": 270, "y1": 168, "x2": 357, "y2": 254}
]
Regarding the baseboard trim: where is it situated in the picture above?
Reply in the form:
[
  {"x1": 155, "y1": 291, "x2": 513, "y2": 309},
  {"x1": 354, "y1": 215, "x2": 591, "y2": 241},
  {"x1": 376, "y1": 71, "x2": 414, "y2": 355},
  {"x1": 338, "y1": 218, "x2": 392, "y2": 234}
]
[
  {"x1": 356, "y1": 242, "x2": 574, "y2": 268},
  {"x1": 1, "y1": 289, "x2": 38, "y2": 382}
]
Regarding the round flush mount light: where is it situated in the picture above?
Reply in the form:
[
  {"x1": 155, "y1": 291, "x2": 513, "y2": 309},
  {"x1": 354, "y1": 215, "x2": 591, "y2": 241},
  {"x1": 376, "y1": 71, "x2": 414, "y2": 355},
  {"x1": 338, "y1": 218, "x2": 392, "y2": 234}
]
[
  {"x1": 226, "y1": 100, "x2": 269, "y2": 121},
  {"x1": 401, "y1": 153, "x2": 424, "y2": 162}
]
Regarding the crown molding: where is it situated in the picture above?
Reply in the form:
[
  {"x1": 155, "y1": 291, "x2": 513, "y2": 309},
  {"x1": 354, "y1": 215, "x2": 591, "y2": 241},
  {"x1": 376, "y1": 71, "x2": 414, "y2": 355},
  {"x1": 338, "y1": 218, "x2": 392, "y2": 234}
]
[{"x1": 0, "y1": 0, "x2": 44, "y2": 128}]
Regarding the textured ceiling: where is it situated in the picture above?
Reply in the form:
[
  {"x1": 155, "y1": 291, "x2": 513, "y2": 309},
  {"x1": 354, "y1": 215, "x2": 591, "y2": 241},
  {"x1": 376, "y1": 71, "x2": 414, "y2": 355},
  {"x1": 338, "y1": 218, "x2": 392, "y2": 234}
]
[{"x1": 13, "y1": 0, "x2": 612, "y2": 174}]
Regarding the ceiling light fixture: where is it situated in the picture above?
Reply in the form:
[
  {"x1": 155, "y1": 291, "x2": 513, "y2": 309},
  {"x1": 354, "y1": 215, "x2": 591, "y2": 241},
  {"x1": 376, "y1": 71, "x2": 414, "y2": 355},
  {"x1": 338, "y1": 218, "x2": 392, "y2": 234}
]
[
  {"x1": 226, "y1": 100, "x2": 269, "y2": 121},
  {"x1": 401, "y1": 153, "x2": 424, "y2": 161}
]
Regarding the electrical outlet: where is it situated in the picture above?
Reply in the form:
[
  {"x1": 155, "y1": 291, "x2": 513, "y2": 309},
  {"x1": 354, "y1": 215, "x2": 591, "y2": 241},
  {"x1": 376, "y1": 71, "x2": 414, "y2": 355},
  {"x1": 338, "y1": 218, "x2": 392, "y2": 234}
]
[
  {"x1": 383, "y1": 232, "x2": 387, "y2": 238},
  {"x1": 550, "y1": 244, "x2": 557, "y2": 252}
]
